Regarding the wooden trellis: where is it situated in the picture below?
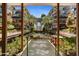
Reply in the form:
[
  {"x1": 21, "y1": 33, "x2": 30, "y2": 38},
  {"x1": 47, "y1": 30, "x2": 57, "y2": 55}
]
[
  {"x1": 76, "y1": 3, "x2": 79, "y2": 56},
  {"x1": 21, "y1": 3, "x2": 24, "y2": 51},
  {"x1": 1, "y1": 3, "x2": 24, "y2": 56},
  {"x1": 2, "y1": 3, "x2": 7, "y2": 56},
  {"x1": 1, "y1": 3, "x2": 79, "y2": 56},
  {"x1": 56, "y1": 3, "x2": 60, "y2": 56}
]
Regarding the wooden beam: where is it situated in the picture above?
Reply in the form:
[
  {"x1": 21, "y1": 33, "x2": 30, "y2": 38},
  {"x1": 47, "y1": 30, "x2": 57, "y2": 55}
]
[
  {"x1": 8, "y1": 3, "x2": 57, "y2": 6},
  {"x1": 21, "y1": 3, "x2": 23, "y2": 51},
  {"x1": 76, "y1": 3, "x2": 79, "y2": 56},
  {"x1": 2, "y1": 3, "x2": 7, "y2": 56},
  {"x1": 56, "y1": 3, "x2": 60, "y2": 56},
  {"x1": 9, "y1": 3, "x2": 75, "y2": 6}
]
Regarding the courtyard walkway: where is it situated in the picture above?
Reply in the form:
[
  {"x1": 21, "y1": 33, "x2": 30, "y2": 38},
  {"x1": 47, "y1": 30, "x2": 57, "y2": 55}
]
[{"x1": 22, "y1": 38, "x2": 55, "y2": 56}]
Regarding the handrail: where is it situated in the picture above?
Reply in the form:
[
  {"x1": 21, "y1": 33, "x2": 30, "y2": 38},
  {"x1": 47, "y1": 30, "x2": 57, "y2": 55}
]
[
  {"x1": 59, "y1": 31, "x2": 76, "y2": 38},
  {"x1": 0, "y1": 30, "x2": 31, "y2": 41},
  {"x1": 0, "y1": 31, "x2": 21, "y2": 39}
]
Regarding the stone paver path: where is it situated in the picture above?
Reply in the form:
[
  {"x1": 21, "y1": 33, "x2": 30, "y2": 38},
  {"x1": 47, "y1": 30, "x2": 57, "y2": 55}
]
[{"x1": 26, "y1": 39, "x2": 55, "y2": 56}]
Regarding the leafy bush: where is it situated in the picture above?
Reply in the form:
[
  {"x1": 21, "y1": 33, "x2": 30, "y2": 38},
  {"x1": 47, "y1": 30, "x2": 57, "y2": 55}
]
[
  {"x1": 59, "y1": 36, "x2": 76, "y2": 56},
  {"x1": 7, "y1": 25, "x2": 15, "y2": 30},
  {"x1": 6, "y1": 35, "x2": 27, "y2": 56}
]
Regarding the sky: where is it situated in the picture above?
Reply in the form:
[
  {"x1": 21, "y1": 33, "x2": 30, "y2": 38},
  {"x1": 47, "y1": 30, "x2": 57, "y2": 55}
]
[
  {"x1": 14, "y1": 5, "x2": 53, "y2": 18},
  {"x1": 26, "y1": 5, "x2": 53, "y2": 18}
]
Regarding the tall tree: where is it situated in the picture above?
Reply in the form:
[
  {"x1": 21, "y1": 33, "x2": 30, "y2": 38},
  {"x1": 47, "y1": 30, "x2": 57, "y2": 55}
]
[{"x1": 41, "y1": 14, "x2": 46, "y2": 18}]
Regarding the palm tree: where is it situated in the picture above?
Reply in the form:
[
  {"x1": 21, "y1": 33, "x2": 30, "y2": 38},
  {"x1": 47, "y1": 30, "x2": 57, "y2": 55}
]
[
  {"x1": 41, "y1": 16, "x2": 53, "y2": 24},
  {"x1": 41, "y1": 15, "x2": 53, "y2": 33}
]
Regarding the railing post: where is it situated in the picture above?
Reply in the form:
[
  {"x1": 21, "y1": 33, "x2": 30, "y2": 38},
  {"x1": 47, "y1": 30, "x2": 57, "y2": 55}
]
[
  {"x1": 2, "y1": 3, "x2": 7, "y2": 56},
  {"x1": 56, "y1": 3, "x2": 60, "y2": 56},
  {"x1": 76, "y1": 3, "x2": 79, "y2": 56},
  {"x1": 21, "y1": 3, "x2": 24, "y2": 51}
]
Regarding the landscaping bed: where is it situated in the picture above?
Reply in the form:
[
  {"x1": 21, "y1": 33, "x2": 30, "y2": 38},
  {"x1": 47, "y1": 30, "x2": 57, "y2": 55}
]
[
  {"x1": 51, "y1": 34, "x2": 76, "y2": 56},
  {"x1": 0, "y1": 35, "x2": 27, "y2": 56}
]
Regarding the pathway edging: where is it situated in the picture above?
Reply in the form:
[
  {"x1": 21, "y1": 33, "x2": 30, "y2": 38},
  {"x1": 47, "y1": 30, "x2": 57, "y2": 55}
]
[
  {"x1": 16, "y1": 40, "x2": 32, "y2": 56},
  {"x1": 48, "y1": 40, "x2": 63, "y2": 56}
]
